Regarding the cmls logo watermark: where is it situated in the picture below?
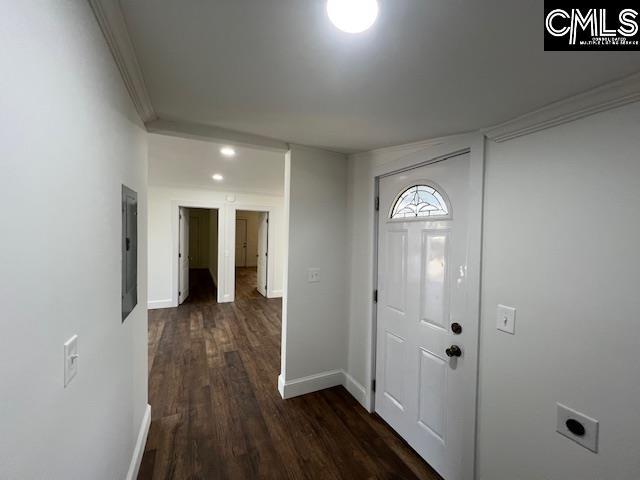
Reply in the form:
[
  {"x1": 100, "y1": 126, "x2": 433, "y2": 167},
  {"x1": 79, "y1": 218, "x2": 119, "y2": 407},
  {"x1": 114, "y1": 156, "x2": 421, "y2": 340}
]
[{"x1": 544, "y1": 4, "x2": 640, "y2": 50}]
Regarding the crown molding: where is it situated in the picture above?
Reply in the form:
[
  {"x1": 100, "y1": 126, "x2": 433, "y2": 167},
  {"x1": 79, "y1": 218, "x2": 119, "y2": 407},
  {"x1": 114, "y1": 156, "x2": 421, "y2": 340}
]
[
  {"x1": 89, "y1": 0, "x2": 156, "y2": 123},
  {"x1": 484, "y1": 71, "x2": 640, "y2": 143},
  {"x1": 287, "y1": 143, "x2": 349, "y2": 157},
  {"x1": 348, "y1": 132, "x2": 474, "y2": 161},
  {"x1": 146, "y1": 118, "x2": 290, "y2": 152}
]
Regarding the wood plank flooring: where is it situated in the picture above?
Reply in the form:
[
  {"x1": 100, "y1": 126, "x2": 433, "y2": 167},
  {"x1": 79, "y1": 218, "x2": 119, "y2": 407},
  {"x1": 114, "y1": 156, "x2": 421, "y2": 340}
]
[{"x1": 139, "y1": 267, "x2": 441, "y2": 480}]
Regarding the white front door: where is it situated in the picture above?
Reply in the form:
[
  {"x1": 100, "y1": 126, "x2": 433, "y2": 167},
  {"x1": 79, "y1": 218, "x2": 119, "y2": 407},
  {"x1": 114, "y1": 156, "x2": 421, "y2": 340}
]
[
  {"x1": 257, "y1": 212, "x2": 268, "y2": 297},
  {"x1": 178, "y1": 207, "x2": 190, "y2": 304},
  {"x1": 235, "y1": 218, "x2": 247, "y2": 267},
  {"x1": 375, "y1": 153, "x2": 477, "y2": 480}
]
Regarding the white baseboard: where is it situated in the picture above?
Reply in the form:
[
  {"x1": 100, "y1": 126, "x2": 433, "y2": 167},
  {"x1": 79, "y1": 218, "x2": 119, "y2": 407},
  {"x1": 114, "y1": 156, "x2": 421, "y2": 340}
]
[
  {"x1": 268, "y1": 289, "x2": 283, "y2": 299},
  {"x1": 278, "y1": 374, "x2": 286, "y2": 398},
  {"x1": 126, "y1": 403, "x2": 151, "y2": 480},
  {"x1": 343, "y1": 371, "x2": 368, "y2": 409},
  {"x1": 278, "y1": 369, "x2": 370, "y2": 410},
  {"x1": 147, "y1": 299, "x2": 173, "y2": 310},
  {"x1": 278, "y1": 369, "x2": 344, "y2": 399}
]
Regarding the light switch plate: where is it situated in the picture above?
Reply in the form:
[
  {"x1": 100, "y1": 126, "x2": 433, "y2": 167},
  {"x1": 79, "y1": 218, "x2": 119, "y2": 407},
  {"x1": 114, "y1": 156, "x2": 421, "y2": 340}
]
[
  {"x1": 308, "y1": 268, "x2": 320, "y2": 283},
  {"x1": 496, "y1": 304, "x2": 516, "y2": 334},
  {"x1": 64, "y1": 335, "x2": 79, "y2": 387},
  {"x1": 556, "y1": 403, "x2": 599, "y2": 452}
]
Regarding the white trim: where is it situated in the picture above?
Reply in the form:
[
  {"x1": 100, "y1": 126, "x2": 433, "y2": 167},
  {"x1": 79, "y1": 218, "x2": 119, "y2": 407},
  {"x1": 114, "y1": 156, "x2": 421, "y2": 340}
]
[
  {"x1": 146, "y1": 118, "x2": 289, "y2": 153},
  {"x1": 278, "y1": 370, "x2": 344, "y2": 399},
  {"x1": 277, "y1": 370, "x2": 369, "y2": 409},
  {"x1": 287, "y1": 142, "x2": 348, "y2": 156},
  {"x1": 343, "y1": 371, "x2": 368, "y2": 408},
  {"x1": 268, "y1": 289, "x2": 283, "y2": 298},
  {"x1": 147, "y1": 299, "x2": 173, "y2": 310},
  {"x1": 484, "y1": 71, "x2": 640, "y2": 142},
  {"x1": 88, "y1": 0, "x2": 156, "y2": 123},
  {"x1": 126, "y1": 403, "x2": 151, "y2": 480}
]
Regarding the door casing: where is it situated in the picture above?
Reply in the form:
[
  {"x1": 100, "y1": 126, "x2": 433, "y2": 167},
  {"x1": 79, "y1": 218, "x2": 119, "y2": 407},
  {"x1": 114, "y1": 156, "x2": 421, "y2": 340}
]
[{"x1": 368, "y1": 134, "x2": 485, "y2": 479}]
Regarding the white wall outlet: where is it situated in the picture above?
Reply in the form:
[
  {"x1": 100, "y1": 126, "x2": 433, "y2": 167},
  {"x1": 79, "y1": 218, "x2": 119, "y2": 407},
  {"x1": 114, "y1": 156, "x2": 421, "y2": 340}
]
[
  {"x1": 308, "y1": 268, "x2": 320, "y2": 283},
  {"x1": 556, "y1": 403, "x2": 599, "y2": 453},
  {"x1": 64, "y1": 335, "x2": 79, "y2": 387},
  {"x1": 496, "y1": 304, "x2": 516, "y2": 334}
]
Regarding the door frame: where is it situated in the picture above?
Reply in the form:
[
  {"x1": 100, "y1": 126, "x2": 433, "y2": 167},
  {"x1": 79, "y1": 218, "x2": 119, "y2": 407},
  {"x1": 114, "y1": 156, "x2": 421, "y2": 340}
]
[
  {"x1": 368, "y1": 134, "x2": 485, "y2": 479},
  {"x1": 231, "y1": 204, "x2": 278, "y2": 300},
  {"x1": 171, "y1": 200, "x2": 225, "y2": 305}
]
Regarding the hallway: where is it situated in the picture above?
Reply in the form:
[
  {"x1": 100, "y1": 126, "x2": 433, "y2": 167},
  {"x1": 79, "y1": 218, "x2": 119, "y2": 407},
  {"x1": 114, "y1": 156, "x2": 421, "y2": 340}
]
[{"x1": 139, "y1": 269, "x2": 440, "y2": 479}]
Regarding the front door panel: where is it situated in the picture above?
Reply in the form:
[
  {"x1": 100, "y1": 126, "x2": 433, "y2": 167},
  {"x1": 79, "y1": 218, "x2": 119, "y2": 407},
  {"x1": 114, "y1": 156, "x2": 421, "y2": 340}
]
[{"x1": 375, "y1": 153, "x2": 476, "y2": 480}]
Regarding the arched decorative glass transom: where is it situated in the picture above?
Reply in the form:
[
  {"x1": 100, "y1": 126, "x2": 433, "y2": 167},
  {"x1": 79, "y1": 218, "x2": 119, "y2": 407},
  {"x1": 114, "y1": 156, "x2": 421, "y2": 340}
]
[{"x1": 390, "y1": 184, "x2": 450, "y2": 219}]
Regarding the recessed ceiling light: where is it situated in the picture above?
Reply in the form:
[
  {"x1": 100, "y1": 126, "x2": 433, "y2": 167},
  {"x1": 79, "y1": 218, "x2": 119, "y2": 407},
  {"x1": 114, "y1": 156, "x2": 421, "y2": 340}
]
[
  {"x1": 212, "y1": 173, "x2": 224, "y2": 181},
  {"x1": 327, "y1": 0, "x2": 379, "y2": 33},
  {"x1": 220, "y1": 146, "x2": 236, "y2": 157}
]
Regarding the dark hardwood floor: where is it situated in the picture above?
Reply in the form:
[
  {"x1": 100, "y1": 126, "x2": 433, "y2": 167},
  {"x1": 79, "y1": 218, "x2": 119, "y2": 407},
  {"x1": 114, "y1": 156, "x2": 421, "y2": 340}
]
[{"x1": 139, "y1": 268, "x2": 441, "y2": 479}]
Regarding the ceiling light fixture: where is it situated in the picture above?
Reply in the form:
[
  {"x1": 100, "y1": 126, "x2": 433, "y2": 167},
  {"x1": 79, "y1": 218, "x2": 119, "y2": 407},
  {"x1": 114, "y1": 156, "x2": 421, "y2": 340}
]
[
  {"x1": 327, "y1": 0, "x2": 379, "y2": 33},
  {"x1": 220, "y1": 146, "x2": 236, "y2": 157},
  {"x1": 212, "y1": 173, "x2": 224, "y2": 181}
]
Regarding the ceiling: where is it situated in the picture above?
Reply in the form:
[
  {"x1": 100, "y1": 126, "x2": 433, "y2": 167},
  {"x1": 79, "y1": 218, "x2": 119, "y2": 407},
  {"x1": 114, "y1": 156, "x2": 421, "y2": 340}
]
[
  {"x1": 148, "y1": 133, "x2": 285, "y2": 195},
  {"x1": 121, "y1": 0, "x2": 640, "y2": 152}
]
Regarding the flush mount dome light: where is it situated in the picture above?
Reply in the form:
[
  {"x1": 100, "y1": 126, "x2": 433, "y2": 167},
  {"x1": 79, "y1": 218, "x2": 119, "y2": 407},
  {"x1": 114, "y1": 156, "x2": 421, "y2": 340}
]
[
  {"x1": 220, "y1": 146, "x2": 236, "y2": 157},
  {"x1": 327, "y1": 0, "x2": 379, "y2": 33},
  {"x1": 212, "y1": 173, "x2": 224, "y2": 181}
]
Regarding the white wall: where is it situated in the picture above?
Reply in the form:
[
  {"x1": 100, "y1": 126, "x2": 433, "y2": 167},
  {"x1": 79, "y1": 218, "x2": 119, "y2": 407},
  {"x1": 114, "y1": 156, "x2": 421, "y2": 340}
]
[
  {"x1": 476, "y1": 102, "x2": 640, "y2": 480},
  {"x1": 0, "y1": 2, "x2": 148, "y2": 479},
  {"x1": 148, "y1": 186, "x2": 285, "y2": 307},
  {"x1": 280, "y1": 145, "x2": 349, "y2": 392},
  {"x1": 346, "y1": 104, "x2": 640, "y2": 479}
]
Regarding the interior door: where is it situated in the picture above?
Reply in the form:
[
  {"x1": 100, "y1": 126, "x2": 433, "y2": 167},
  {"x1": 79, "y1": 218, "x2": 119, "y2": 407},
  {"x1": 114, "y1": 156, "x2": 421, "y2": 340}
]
[
  {"x1": 178, "y1": 207, "x2": 190, "y2": 304},
  {"x1": 235, "y1": 218, "x2": 247, "y2": 267},
  {"x1": 375, "y1": 153, "x2": 476, "y2": 480},
  {"x1": 257, "y1": 212, "x2": 269, "y2": 297}
]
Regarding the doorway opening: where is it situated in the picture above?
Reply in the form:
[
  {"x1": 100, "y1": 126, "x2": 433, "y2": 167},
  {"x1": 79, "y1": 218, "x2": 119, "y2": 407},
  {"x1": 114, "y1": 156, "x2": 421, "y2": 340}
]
[
  {"x1": 178, "y1": 207, "x2": 219, "y2": 305},
  {"x1": 235, "y1": 210, "x2": 269, "y2": 300}
]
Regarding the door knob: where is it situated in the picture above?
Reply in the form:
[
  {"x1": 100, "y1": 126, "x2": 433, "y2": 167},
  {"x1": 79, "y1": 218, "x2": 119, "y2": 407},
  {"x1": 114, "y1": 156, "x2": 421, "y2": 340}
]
[{"x1": 445, "y1": 345, "x2": 462, "y2": 358}]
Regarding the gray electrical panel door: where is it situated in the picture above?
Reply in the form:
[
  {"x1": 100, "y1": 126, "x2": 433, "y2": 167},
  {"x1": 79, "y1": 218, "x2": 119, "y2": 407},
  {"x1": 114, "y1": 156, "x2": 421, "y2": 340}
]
[{"x1": 122, "y1": 185, "x2": 138, "y2": 321}]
